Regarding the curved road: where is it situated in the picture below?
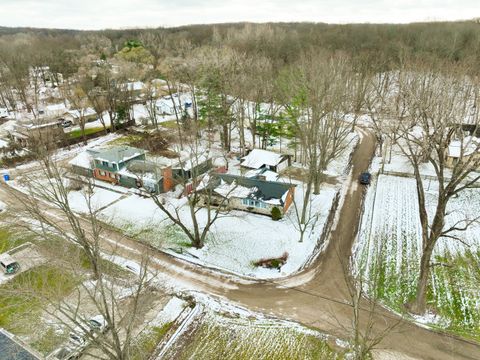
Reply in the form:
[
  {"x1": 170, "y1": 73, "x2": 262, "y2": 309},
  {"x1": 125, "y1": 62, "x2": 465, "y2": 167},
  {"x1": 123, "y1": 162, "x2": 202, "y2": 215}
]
[{"x1": 2, "y1": 130, "x2": 479, "y2": 359}]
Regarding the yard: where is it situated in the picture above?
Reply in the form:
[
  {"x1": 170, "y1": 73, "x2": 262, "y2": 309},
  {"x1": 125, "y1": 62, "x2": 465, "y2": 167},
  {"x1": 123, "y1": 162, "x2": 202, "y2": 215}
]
[
  {"x1": 96, "y1": 182, "x2": 338, "y2": 279},
  {"x1": 353, "y1": 174, "x2": 480, "y2": 339}
]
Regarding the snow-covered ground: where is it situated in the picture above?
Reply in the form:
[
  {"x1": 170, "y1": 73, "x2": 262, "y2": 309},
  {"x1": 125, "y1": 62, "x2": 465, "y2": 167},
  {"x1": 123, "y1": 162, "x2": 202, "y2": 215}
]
[
  {"x1": 354, "y1": 174, "x2": 480, "y2": 334},
  {"x1": 67, "y1": 188, "x2": 123, "y2": 213},
  {"x1": 97, "y1": 182, "x2": 338, "y2": 279}
]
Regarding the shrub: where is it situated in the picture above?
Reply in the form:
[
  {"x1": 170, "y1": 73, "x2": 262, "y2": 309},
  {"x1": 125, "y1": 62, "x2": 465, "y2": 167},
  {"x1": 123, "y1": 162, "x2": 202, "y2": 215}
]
[{"x1": 271, "y1": 207, "x2": 282, "y2": 221}]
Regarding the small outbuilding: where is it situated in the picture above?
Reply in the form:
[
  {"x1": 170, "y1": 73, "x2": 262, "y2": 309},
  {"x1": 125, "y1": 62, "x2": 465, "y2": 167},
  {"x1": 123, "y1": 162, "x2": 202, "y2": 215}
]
[{"x1": 241, "y1": 149, "x2": 291, "y2": 173}]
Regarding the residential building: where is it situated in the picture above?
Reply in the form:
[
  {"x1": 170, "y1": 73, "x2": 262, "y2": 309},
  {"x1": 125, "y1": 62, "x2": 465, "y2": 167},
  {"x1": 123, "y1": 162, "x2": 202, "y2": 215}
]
[
  {"x1": 197, "y1": 173, "x2": 295, "y2": 216},
  {"x1": 241, "y1": 149, "x2": 291, "y2": 173}
]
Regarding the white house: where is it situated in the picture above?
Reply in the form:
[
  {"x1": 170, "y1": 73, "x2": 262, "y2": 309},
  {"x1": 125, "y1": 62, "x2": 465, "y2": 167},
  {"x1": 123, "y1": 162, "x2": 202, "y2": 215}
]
[
  {"x1": 155, "y1": 93, "x2": 193, "y2": 115},
  {"x1": 0, "y1": 108, "x2": 9, "y2": 119},
  {"x1": 41, "y1": 103, "x2": 68, "y2": 119}
]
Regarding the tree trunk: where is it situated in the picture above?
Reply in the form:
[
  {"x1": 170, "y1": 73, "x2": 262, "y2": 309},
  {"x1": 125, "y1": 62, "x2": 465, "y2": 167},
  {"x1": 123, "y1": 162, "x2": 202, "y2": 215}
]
[{"x1": 410, "y1": 244, "x2": 434, "y2": 314}]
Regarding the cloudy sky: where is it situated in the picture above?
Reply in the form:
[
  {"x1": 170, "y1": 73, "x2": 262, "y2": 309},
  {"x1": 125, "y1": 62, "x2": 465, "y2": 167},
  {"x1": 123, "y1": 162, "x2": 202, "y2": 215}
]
[{"x1": 0, "y1": 0, "x2": 478, "y2": 30}]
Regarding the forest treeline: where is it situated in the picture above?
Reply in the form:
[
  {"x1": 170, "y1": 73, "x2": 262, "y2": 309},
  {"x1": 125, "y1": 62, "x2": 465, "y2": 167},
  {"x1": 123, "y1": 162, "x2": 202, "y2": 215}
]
[{"x1": 1, "y1": 20, "x2": 480, "y2": 73}]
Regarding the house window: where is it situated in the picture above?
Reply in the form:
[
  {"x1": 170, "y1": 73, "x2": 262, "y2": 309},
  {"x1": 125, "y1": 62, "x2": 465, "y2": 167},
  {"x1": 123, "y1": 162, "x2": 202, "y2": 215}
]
[
  {"x1": 99, "y1": 170, "x2": 106, "y2": 176},
  {"x1": 242, "y1": 199, "x2": 266, "y2": 208},
  {"x1": 110, "y1": 173, "x2": 116, "y2": 179},
  {"x1": 102, "y1": 161, "x2": 109, "y2": 167}
]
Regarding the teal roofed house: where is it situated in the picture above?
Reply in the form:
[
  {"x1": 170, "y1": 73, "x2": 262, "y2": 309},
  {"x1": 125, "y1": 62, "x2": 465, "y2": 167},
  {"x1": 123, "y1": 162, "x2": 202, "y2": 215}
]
[{"x1": 69, "y1": 145, "x2": 175, "y2": 194}]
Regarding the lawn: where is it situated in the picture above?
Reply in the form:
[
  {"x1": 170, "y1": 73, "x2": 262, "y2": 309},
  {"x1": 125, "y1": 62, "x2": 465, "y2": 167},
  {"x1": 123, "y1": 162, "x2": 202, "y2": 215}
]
[
  {"x1": 354, "y1": 174, "x2": 480, "y2": 340},
  {"x1": 163, "y1": 311, "x2": 340, "y2": 360},
  {"x1": 0, "y1": 265, "x2": 80, "y2": 335},
  {"x1": 68, "y1": 126, "x2": 107, "y2": 139},
  {"x1": 0, "y1": 227, "x2": 31, "y2": 253}
]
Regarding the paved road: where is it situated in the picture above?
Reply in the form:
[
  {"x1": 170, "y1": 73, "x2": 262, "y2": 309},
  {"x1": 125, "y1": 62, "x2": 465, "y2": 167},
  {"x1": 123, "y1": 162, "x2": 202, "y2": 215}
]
[{"x1": 2, "y1": 130, "x2": 479, "y2": 360}]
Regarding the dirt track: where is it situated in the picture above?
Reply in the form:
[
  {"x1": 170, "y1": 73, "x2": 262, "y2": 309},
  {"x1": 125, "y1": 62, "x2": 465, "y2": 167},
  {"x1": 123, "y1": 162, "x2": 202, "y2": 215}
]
[{"x1": 1, "y1": 129, "x2": 479, "y2": 359}]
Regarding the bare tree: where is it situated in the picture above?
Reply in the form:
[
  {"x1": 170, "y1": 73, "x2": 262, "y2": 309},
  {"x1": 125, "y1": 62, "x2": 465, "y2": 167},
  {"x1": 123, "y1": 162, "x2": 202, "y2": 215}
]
[
  {"x1": 9, "y1": 157, "x2": 155, "y2": 360},
  {"x1": 383, "y1": 64, "x2": 480, "y2": 314},
  {"x1": 149, "y1": 128, "x2": 236, "y2": 249}
]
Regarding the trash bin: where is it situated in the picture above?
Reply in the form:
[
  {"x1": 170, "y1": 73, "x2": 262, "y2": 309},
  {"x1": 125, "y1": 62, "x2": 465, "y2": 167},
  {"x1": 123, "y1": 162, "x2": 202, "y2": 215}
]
[{"x1": 3, "y1": 174, "x2": 9, "y2": 182}]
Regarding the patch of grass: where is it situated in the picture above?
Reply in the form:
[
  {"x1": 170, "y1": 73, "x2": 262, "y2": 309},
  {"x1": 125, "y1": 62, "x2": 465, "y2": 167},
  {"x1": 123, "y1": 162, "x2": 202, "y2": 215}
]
[
  {"x1": 132, "y1": 322, "x2": 173, "y2": 360},
  {"x1": 159, "y1": 120, "x2": 179, "y2": 129},
  {"x1": 31, "y1": 326, "x2": 68, "y2": 355},
  {"x1": 108, "y1": 134, "x2": 144, "y2": 146},
  {"x1": 0, "y1": 266, "x2": 80, "y2": 334},
  {"x1": 0, "y1": 227, "x2": 31, "y2": 253},
  {"x1": 68, "y1": 126, "x2": 106, "y2": 139},
  {"x1": 168, "y1": 313, "x2": 340, "y2": 360}
]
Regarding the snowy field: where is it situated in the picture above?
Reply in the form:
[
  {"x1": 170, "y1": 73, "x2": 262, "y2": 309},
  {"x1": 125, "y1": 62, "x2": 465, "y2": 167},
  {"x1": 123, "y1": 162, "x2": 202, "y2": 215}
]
[
  {"x1": 354, "y1": 174, "x2": 480, "y2": 337},
  {"x1": 97, "y1": 183, "x2": 338, "y2": 279}
]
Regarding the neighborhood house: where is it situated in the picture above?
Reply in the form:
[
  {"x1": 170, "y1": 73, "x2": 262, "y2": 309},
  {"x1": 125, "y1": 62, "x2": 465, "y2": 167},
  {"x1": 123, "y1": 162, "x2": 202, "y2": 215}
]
[
  {"x1": 241, "y1": 149, "x2": 291, "y2": 173},
  {"x1": 446, "y1": 136, "x2": 480, "y2": 167},
  {"x1": 70, "y1": 146, "x2": 213, "y2": 194},
  {"x1": 198, "y1": 173, "x2": 295, "y2": 216}
]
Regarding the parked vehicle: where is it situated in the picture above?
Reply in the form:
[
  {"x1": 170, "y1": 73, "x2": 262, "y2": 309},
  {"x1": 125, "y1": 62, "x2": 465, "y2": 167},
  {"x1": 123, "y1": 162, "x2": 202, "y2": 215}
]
[
  {"x1": 46, "y1": 345, "x2": 82, "y2": 360},
  {"x1": 359, "y1": 172, "x2": 372, "y2": 185},
  {"x1": 62, "y1": 120, "x2": 73, "y2": 128},
  {"x1": 68, "y1": 315, "x2": 108, "y2": 346},
  {"x1": 0, "y1": 253, "x2": 20, "y2": 275}
]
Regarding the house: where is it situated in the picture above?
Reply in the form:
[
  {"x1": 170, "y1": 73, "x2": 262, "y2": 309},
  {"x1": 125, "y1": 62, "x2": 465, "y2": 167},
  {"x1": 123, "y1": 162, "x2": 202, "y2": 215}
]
[
  {"x1": 155, "y1": 94, "x2": 193, "y2": 116},
  {"x1": 11, "y1": 121, "x2": 65, "y2": 148},
  {"x1": 70, "y1": 146, "x2": 213, "y2": 194},
  {"x1": 63, "y1": 108, "x2": 97, "y2": 124},
  {"x1": 69, "y1": 146, "x2": 174, "y2": 194},
  {"x1": 0, "y1": 328, "x2": 42, "y2": 360},
  {"x1": 40, "y1": 103, "x2": 68, "y2": 119},
  {"x1": 0, "y1": 108, "x2": 9, "y2": 119},
  {"x1": 197, "y1": 173, "x2": 295, "y2": 216},
  {"x1": 446, "y1": 136, "x2": 480, "y2": 167},
  {"x1": 125, "y1": 81, "x2": 145, "y2": 98},
  {"x1": 241, "y1": 149, "x2": 291, "y2": 173}
]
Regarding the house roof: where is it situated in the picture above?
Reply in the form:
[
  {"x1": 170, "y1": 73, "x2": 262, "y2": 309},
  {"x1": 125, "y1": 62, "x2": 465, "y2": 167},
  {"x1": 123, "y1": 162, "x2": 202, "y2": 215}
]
[
  {"x1": 241, "y1": 149, "x2": 285, "y2": 169},
  {"x1": 208, "y1": 173, "x2": 294, "y2": 204},
  {"x1": 88, "y1": 146, "x2": 144, "y2": 164},
  {"x1": 66, "y1": 108, "x2": 97, "y2": 119},
  {"x1": 0, "y1": 329, "x2": 41, "y2": 360},
  {"x1": 448, "y1": 136, "x2": 480, "y2": 158}
]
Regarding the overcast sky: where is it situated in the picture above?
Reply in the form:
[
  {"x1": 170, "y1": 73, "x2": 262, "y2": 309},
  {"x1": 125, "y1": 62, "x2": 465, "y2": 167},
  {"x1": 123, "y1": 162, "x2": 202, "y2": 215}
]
[{"x1": 0, "y1": 0, "x2": 478, "y2": 30}]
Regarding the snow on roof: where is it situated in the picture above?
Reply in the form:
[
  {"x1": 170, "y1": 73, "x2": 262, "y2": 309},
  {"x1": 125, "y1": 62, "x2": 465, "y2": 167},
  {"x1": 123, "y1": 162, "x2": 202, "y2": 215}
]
[
  {"x1": 126, "y1": 81, "x2": 145, "y2": 91},
  {"x1": 244, "y1": 168, "x2": 279, "y2": 182},
  {"x1": 67, "y1": 108, "x2": 96, "y2": 118},
  {"x1": 89, "y1": 146, "x2": 144, "y2": 164},
  {"x1": 214, "y1": 180, "x2": 254, "y2": 199},
  {"x1": 448, "y1": 136, "x2": 480, "y2": 158},
  {"x1": 241, "y1": 149, "x2": 284, "y2": 169},
  {"x1": 69, "y1": 151, "x2": 92, "y2": 169},
  {"x1": 45, "y1": 103, "x2": 67, "y2": 112}
]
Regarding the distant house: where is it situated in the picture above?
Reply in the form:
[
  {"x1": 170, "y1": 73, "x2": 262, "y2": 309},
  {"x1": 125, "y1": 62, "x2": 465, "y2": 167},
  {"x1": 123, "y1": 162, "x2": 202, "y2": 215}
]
[
  {"x1": 0, "y1": 328, "x2": 42, "y2": 360},
  {"x1": 0, "y1": 108, "x2": 9, "y2": 119},
  {"x1": 446, "y1": 136, "x2": 480, "y2": 168},
  {"x1": 155, "y1": 94, "x2": 193, "y2": 115},
  {"x1": 241, "y1": 149, "x2": 291, "y2": 173},
  {"x1": 125, "y1": 81, "x2": 145, "y2": 98},
  {"x1": 63, "y1": 108, "x2": 97, "y2": 124},
  {"x1": 197, "y1": 173, "x2": 295, "y2": 216},
  {"x1": 11, "y1": 121, "x2": 64, "y2": 148},
  {"x1": 41, "y1": 103, "x2": 68, "y2": 119}
]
